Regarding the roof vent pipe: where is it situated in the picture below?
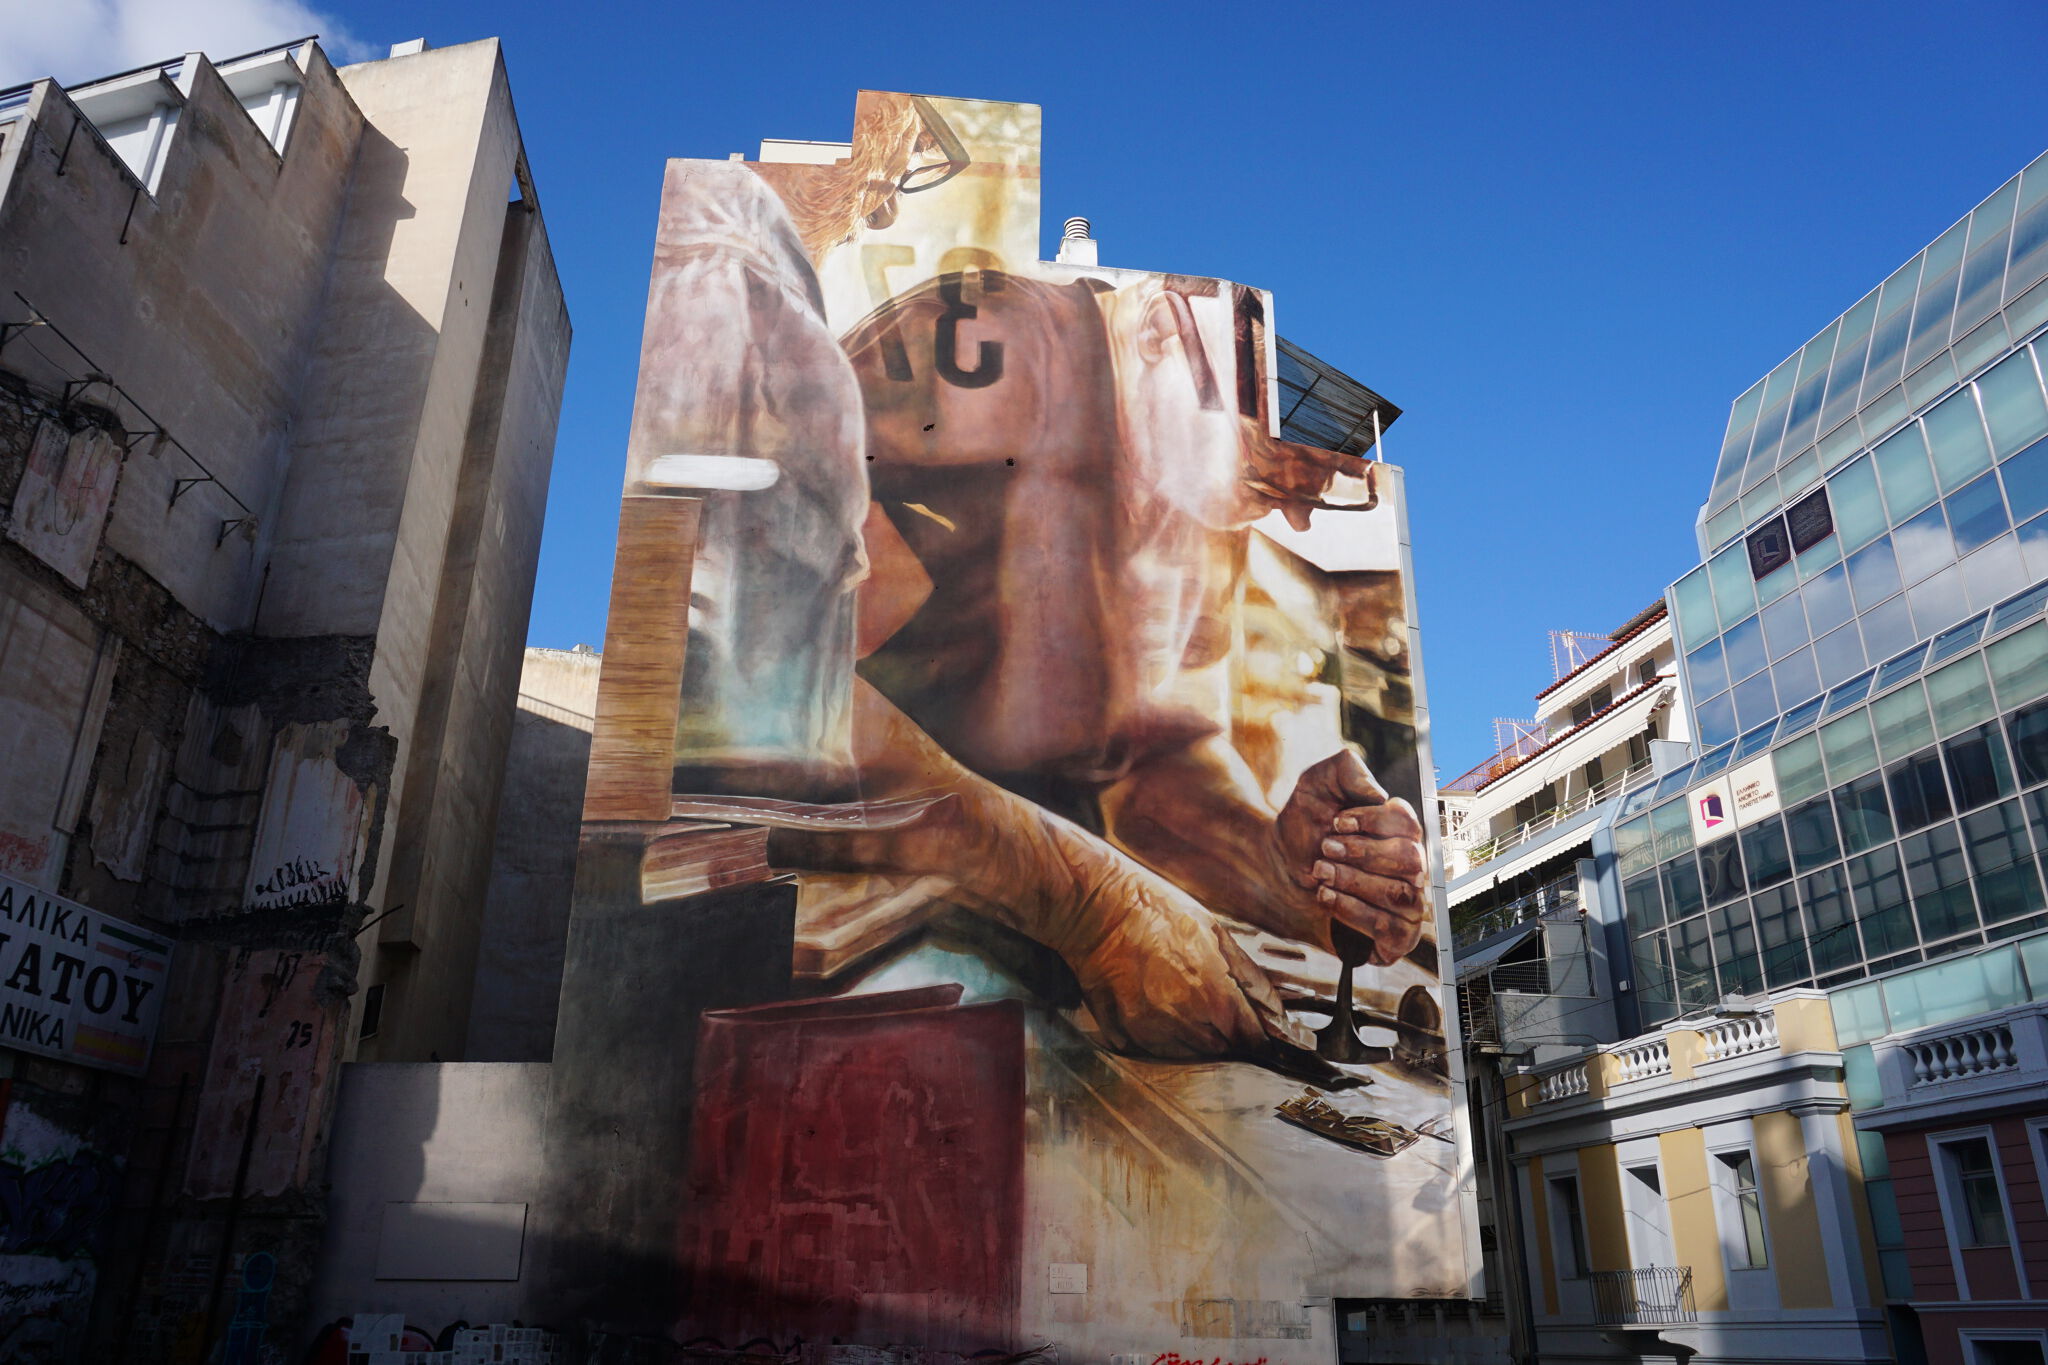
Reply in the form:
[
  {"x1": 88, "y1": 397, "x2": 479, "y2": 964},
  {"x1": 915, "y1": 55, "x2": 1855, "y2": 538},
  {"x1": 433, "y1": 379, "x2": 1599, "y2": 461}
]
[{"x1": 1057, "y1": 216, "x2": 1097, "y2": 266}]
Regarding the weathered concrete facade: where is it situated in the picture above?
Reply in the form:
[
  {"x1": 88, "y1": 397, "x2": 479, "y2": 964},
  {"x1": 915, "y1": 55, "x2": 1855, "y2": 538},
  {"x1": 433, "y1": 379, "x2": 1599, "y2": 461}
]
[
  {"x1": 0, "y1": 35, "x2": 567, "y2": 1361},
  {"x1": 465, "y1": 645, "x2": 599, "y2": 1063}
]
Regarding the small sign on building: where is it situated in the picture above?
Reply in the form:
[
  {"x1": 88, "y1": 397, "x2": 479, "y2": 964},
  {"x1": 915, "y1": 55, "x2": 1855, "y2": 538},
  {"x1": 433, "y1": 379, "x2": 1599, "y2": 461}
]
[
  {"x1": 1727, "y1": 756, "x2": 1781, "y2": 827},
  {"x1": 0, "y1": 872, "x2": 170, "y2": 1075}
]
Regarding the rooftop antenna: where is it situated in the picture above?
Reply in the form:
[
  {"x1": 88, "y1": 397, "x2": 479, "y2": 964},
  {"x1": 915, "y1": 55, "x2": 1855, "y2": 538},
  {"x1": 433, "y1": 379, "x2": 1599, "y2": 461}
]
[{"x1": 1549, "y1": 630, "x2": 1608, "y2": 680}]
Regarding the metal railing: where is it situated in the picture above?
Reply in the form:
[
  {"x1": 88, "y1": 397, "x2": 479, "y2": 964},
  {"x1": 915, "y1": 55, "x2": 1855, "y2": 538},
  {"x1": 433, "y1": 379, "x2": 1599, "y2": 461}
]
[
  {"x1": 1454, "y1": 758, "x2": 1656, "y2": 870},
  {"x1": 1453, "y1": 873, "x2": 1580, "y2": 949},
  {"x1": 1589, "y1": 1266, "x2": 1695, "y2": 1326}
]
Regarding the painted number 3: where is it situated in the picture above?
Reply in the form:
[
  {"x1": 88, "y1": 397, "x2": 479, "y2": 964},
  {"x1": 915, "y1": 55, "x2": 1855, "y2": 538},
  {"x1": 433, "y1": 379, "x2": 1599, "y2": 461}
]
[{"x1": 932, "y1": 274, "x2": 1003, "y2": 389}]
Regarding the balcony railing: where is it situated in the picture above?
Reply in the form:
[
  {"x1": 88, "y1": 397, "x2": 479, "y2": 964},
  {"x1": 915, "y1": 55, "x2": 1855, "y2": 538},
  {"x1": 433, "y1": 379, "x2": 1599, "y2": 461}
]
[
  {"x1": 1519, "y1": 993, "x2": 1826, "y2": 1109},
  {"x1": 1453, "y1": 873, "x2": 1579, "y2": 949},
  {"x1": 1906, "y1": 1020, "x2": 2019, "y2": 1087},
  {"x1": 1589, "y1": 1266, "x2": 1695, "y2": 1326},
  {"x1": 1536, "y1": 1060, "x2": 1588, "y2": 1103},
  {"x1": 1862, "y1": 1000, "x2": 2048, "y2": 1120},
  {"x1": 1612, "y1": 1037, "x2": 1672, "y2": 1084},
  {"x1": 1453, "y1": 759, "x2": 1655, "y2": 871},
  {"x1": 1699, "y1": 1012, "x2": 1779, "y2": 1063}
]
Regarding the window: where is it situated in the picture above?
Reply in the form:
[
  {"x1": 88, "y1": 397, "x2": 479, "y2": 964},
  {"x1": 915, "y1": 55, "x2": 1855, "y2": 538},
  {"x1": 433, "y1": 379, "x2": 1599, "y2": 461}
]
[
  {"x1": 1636, "y1": 654, "x2": 1661, "y2": 687},
  {"x1": 1787, "y1": 794, "x2": 1843, "y2": 872},
  {"x1": 1788, "y1": 487, "x2": 1834, "y2": 552},
  {"x1": 1739, "y1": 817, "x2": 1793, "y2": 889},
  {"x1": 1700, "y1": 835, "x2": 1747, "y2": 906},
  {"x1": 1904, "y1": 823, "x2": 1980, "y2": 944},
  {"x1": 1624, "y1": 873, "x2": 1664, "y2": 935},
  {"x1": 1570, "y1": 685, "x2": 1614, "y2": 728},
  {"x1": 1661, "y1": 856, "x2": 1705, "y2": 920},
  {"x1": 1717, "y1": 1150, "x2": 1769, "y2": 1268},
  {"x1": 1710, "y1": 901, "x2": 1764, "y2": 995},
  {"x1": 1887, "y1": 749, "x2": 1955, "y2": 834},
  {"x1": 1754, "y1": 883, "x2": 1811, "y2": 986},
  {"x1": 1748, "y1": 515, "x2": 1794, "y2": 580},
  {"x1": 1850, "y1": 846, "x2": 1918, "y2": 959},
  {"x1": 1940, "y1": 1136, "x2": 2011, "y2": 1247},
  {"x1": 1945, "y1": 721, "x2": 2017, "y2": 811},
  {"x1": 1962, "y1": 801, "x2": 2047, "y2": 923},
  {"x1": 1965, "y1": 1338, "x2": 2047, "y2": 1365},
  {"x1": 1550, "y1": 1175, "x2": 1589, "y2": 1278},
  {"x1": 1801, "y1": 865, "x2": 1861, "y2": 974}
]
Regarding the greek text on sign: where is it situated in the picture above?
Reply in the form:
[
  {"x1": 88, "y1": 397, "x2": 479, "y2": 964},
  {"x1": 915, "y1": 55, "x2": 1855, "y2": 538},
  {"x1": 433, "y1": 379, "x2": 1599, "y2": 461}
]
[
  {"x1": 0, "y1": 872, "x2": 170, "y2": 1075},
  {"x1": 1727, "y1": 757, "x2": 1781, "y2": 827}
]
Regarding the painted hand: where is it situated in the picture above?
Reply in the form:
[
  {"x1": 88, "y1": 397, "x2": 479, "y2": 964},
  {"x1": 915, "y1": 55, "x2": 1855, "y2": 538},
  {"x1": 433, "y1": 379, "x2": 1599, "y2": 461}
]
[
  {"x1": 1239, "y1": 417, "x2": 1372, "y2": 531},
  {"x1": 1273, "y1": 749, "x2": 1428, "y2": 964},
  {"x1": 1064, "y1": 859, "x2": 1310, "y2": 1060}
]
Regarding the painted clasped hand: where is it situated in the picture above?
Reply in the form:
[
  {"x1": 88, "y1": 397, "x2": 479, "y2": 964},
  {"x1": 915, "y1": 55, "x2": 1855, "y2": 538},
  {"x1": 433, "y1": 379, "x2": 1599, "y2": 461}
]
[{"x1": 1275, "y1": 749, "x2": 1428, "y2": 963}]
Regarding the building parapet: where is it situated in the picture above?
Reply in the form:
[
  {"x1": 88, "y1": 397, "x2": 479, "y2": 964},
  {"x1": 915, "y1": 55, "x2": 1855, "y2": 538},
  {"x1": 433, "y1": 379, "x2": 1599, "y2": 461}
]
[
  {"x1": 1507, "y1": 989, "x2": 1840, "y2": 1123},
  {"x1": 1855, "y1": 997, "x2": 2048, "y2": 1131}
]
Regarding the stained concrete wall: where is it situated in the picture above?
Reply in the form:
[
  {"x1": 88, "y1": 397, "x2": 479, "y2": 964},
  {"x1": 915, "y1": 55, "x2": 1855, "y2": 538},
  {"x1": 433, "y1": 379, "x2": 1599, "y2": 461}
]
[
  {"x1": 303, "y1": 1062, "x2": 552, "y2": 1340},
  {"x1": 466, "y1": 647, "x2": 600, "y2": 1062},
  {"x1": 0, "y1": 34, "x2": 569, "y2": 1360},
  {"x1": 0, "y1": 46, "x2": 364, "y2": 630}
]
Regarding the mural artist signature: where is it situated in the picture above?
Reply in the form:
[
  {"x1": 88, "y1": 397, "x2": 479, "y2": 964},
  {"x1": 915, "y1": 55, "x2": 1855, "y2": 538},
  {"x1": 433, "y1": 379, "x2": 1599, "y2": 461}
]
[{"x1": 1152, "y1": 1355, "x2": 1269, "y2": 1365}]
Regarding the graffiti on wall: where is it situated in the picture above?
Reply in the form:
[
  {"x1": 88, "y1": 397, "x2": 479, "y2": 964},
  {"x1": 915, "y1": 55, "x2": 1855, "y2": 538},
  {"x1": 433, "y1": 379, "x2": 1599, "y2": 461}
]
[
  {"x1": 586, "y1": 90, "x2": 1470, "y2": 1360},
  {"x1": 0, "y1": 1079, "x2": 125, "y2": 1362},
  {"x1": 241, "y1": 722, "x2": 370, "y2": 914}
]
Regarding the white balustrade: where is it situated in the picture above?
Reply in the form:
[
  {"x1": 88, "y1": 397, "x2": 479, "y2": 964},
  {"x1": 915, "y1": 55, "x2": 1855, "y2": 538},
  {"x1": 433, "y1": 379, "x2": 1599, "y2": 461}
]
[
  {"x1": 1536, "y1": 1061, "x2": 1589, "y2": 1103},
  {"x1": 1699, "y1": 1013, "x2": 1779, "y2": 1063},
  {"x1": 1613, "y1": 1038, "x2": 1672, "y2": 1084},
  {"x1": 1906, "y1": 1022, "x2": 2018, "y2": 1087}
]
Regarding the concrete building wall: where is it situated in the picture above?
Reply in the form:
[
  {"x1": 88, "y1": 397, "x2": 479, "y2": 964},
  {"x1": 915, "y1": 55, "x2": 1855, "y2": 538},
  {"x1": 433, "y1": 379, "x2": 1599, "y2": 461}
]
[
  {"x1": 466, "y1": 647, "x2": 598, "y2": 1062},
  {"x1": 0, "y1": 34, "x2": 567, "y2": 1361},
  {"x1": 0, "y1": 46, "x2": 364, "y2": 631},
  {"x1": 303, "y1": 1062, "x2": 552, "y2": 1340}
]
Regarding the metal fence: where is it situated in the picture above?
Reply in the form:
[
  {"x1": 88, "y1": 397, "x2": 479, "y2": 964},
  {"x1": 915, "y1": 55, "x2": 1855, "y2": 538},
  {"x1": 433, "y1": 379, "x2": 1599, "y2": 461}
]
[{"x1": 1589, "y1": 1266, "x2": 1695, "y2": 1326}]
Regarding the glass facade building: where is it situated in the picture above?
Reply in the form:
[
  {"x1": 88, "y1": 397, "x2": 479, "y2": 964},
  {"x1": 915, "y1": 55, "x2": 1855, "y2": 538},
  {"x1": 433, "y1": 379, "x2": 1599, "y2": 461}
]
[{"x1": 1623, "y1": 147, "x2": 2048, "y2": 1025}]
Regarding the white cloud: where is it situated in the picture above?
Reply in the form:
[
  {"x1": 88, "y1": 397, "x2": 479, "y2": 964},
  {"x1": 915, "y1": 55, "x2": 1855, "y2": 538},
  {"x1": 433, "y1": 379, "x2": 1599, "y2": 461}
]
[{"x1": 0, "y1": 0, "x2": 373, "y2": 89}]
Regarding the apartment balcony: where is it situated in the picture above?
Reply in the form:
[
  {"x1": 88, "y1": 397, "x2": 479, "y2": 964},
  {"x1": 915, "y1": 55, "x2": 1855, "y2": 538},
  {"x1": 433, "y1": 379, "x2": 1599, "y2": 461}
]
[
  {"x1": 1588, "y1": 1266, "x2": 1697, "y2": 1327},
  {"x1": 1854, "y1": 997, "x2": 2048, "y2": 1133},
  {"x1": 1447, "y1": 757, "x2": 1656, "y2": 880},
  {"x1": 1505, "y1": 989, "x2": 1843, "y2": 1128}
]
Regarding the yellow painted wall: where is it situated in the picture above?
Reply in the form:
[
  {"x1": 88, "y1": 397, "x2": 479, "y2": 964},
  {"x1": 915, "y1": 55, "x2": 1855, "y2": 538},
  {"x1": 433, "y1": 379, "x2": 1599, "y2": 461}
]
[
  {"x1": 1658, "y1": 1128, "x2": 1729, "y2": 1311},
  {"x1": 1578, "y1": 1143, "x2": 1631, "y2": 1272},
  {"x1": 1775, "y1": 997, "x2": 1839, "y2": 1054},
  {"x1": 1667, "y1": 1028, "x2": 1702, "y2": 1080},
  {"x1": 1526, "y1": 1155, "x2": 1559, "y2": 1314},
  {"x1": 1754, "y1": 1109, "x2": 1832, "y2": 1309},
  {"x1": 1836, "y1": 1112, "x2": 1886, "y2": 1305}
]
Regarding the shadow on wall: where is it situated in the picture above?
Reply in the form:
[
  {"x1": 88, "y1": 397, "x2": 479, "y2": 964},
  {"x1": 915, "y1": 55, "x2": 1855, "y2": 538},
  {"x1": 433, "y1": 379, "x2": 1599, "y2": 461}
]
[{"x1": 464, "y1": 696, "x2": 592, "y2": 1062}]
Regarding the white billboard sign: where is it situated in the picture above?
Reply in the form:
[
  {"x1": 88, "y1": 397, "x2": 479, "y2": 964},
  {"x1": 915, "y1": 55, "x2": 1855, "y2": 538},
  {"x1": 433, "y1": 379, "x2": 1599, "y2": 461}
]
[{"x1": 0, "y1": 873, "x2": 171, "y2": 1075}]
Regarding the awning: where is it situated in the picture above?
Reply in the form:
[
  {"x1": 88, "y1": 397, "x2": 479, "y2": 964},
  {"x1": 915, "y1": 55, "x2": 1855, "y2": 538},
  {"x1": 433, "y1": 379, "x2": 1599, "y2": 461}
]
[
  {"x1": 1472, "y1": 831, "x2": 1594, "y2": 891},
  {"x1": 1452, "y1": 921, "x2": 1543, "y2": 982}
]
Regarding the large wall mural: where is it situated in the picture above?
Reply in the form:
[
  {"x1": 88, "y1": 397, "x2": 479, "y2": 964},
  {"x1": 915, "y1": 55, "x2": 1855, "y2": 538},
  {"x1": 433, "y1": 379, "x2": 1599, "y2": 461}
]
[{"x1": 575, "y1": 90, "x2": 1473, "y2": 1362}]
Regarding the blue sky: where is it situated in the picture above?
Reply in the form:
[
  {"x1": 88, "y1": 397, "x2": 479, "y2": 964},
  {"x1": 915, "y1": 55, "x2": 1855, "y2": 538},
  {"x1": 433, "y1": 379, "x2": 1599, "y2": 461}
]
[{"x1": 50, "y1": 1, "x2": 2048, "y2": 781}]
